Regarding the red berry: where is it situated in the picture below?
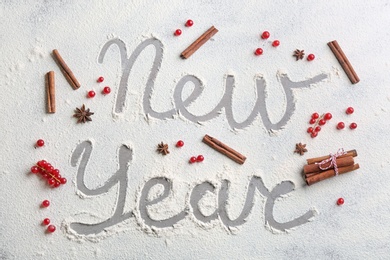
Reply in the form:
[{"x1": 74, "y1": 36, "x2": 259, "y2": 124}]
[
  {"x1": 349, "y1": 122, "x2": 357, "y2": 129},
  {"x1": 36, "y1": 139, "x2": 45, "y2": 147},
  {"x1": 346, "y1": 107, "x2": 354, "y2": 114},
  {"x1": 103, "y1": 86, "x2": 111, "y2": 95},
  {"x1": 337, "y1": 198, "x2": 344, "y2": 205},
  {"x1": 307, "y1": 127, "x2": 314, "y2": 133},
  {"x1": 174, "y1": 29, "x2": 182, "y2": 36},
  {"x1": 54, "y1": 181, "x2": 61, "y2": 188},
  {"x1": 42, "y1": 218, "x2": 50, "y2": 226},
  {"x1": 311, "y1": 113, "x2": 319, "y2": 119},
  {"x1": 185, "y1": 20, "x2": 194, "y2": 27},
  {"x1": 189, "y1": 156, "x2": 197, "y2": 163},
  {"x1": 88, "y1": 90, "x2": 96, "y2": 98},
  {"x1": 254, "y1": 48, "x2": 263, "y2": 56},
  {"x1": 37, "y1": 160, "x2": 46, "y2": 167},
  {"x1": 318, "y1": 119, "x2": 326, "y2": 126},
  {"x1": 315, "y1": 126, "x2": 321, "y2": 132},
  {"x1": 97, "y1": 76, "x2": 104, "y2": 83},
  {"x1": 60, "y1": 177, "x2": 67, "y2": 184},
  {"x1": 324, "y1": 113, "x2": 332, "y2": 120},
  {"x1": 31, "y1": 166, "x2": 39, "y2": 174},
  {"x1": 47, "y1": 225, "x2": 56, "y2": 233},
  {"x1": 47, "y1": 178, "x2": 55, "y2": 186},
  {"x1": 52, "y1": 169, "x2": 60, "y2": 177},
  {"x1": 310, "y1": 132, "x2": 318, "y2": 138},
  {"x1": 309, "y1": 118, "x2": 317, "y2": 124},
  {"x1": 176, "y1": 140, "x2": 184, "y2": 147},
  {"x1": 42, "y1": 200, "x2": 50, "y2": 208},
  {"x1": 196, "y1": 155, "x2": 204, "y2": 162},
  {"x1": 337, "y1": 122, "x2": 345, "y2": 130},
  {"x1": 45, "y1": 163, "x2": 52, "y2": 169},
  {"x1": 261, "y1": 31, "x2": 270, "y2": 39},
  {"x1": 307, "y1": 54, "x2": 315, "y2": 61},
  {"x1": 272, "y1": 40, "x2": 280, "y2": 47}
]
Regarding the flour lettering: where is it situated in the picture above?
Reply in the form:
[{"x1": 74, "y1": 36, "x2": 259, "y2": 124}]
[{"x1": 69, "y1": 141, "x2": 316, "y2": 236}]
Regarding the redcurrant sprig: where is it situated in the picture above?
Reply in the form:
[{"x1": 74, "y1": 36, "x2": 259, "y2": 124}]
[
  {"x1": 30, "y1": 160, "x2": 67, "y2": 188},
  {"x1": 307, "y1": 112, "x2": 332, "y2": 138}
]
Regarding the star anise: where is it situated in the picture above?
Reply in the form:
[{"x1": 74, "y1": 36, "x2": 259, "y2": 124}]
[
  {"x1": 157, "y1": 142, "x2": 169, "y2": 155},
  {"x1": 294, "y1": 143, "x2": 308, "y2": 155},
  {"x1": 73, "y1": 104, "x2": 94, "y2": 123},
  {"x1": 293, "y1": 49, "x2": 305, "y2": 61}
]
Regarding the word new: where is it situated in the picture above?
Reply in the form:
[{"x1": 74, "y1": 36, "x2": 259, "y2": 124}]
[{"x1": 98, "y1": 37, "x2": 327, "y2": 131}]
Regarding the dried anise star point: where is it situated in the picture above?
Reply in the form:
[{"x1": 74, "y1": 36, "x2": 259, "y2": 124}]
[
  {"x1": 157, "y1": 142, "x2": 169, "y2": 155},
  {"x1": 293, "y1": 49, "x2": 305, "y2": 61},
  {"x1": 294, "y1": 143, "x2": 308, "y2": 155},
  {"x1": 73, "y1": 104, "x2": 94, "y2": 123}
]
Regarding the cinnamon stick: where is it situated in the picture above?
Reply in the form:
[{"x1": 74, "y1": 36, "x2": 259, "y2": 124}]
[
  {"x1": 306, "y1": 163, "x2": 359, "y2": 186},
  {"x1": 306, "y1": 149, "x2": 357, "y2": 165},
  {"x1": 303, "y1": 156, "x2": 354, "y2": 175},
  {"x1": 328, "y1": 40, "x2": 359, "y2": 84},
  {"x1": 181, "y1": 26, "x2": 218, "y2": 59},
  {"x1": 52, "y1": 49, "x2": 81, "y2": 90},
  {"x1": 46, "y1": 71, "x2": 55, "y2": 113},
  {"x1": 202, "y1": 134, "x2": 246, "y2": 164}
]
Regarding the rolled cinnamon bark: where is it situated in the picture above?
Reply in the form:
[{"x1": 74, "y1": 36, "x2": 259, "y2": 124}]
[
  {"x1": 306, "y1": 149, "x2": 357, "y2": 165},
  {"x1": 46, "y1": 71, "x2": 55, "y2": 113},
  {"x1": 181, "y1": 26, "x2": 218, "y2": 59},
  {"x1": 305, "y1": 163, "x2": 360, "y2": 186},
  {"x1": 303, "y1": 156, "x2": 354, "y2": 175},
  {"x1": 202, "y1": 134, "x2": 246, "y2": 164},
  {"x1": 52, "y1": 49, "x2": 80, "y2": 90},
  {"x1": 328, "y1": 40, "x2": 359, "y2": 84}
]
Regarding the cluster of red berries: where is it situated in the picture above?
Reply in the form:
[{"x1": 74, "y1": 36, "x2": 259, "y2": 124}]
[
  {"x1": 307, "y1": 107, "x2": 357, "y2": 137},
  {"x1": 337, "y1": 107, "x2": 357, "y2": 130},
  {"x1": 307, "y1": 112, "x2": 332, "y2": 138},
  {"x1": 31, "y1": 140, "x2": 59, "y2": 233},
  {"x1": 31, "y1": 160, "x2": 67, "y2": 188},
  {"x1": 174, "y1": 140, "x2": 205, "y2": 164},
  {"x1": 41, "y1": 200, "x2": 56, "y2": 233},
  {"x1": 174, "y1": 19, "x2": 194, "y2": 36},
  {"x1": 189, "y1": 155, "x2": 204, "y2": 164},
  {"x1": 87, "y1": 76, "x2": 111, "y2": 98},
  {"x1": 254, "y1": 31, "x2": 280, "y2": 56}
]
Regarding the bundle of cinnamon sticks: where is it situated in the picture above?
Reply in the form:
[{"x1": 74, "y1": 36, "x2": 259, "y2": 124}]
[{"x1": 304, "y1": 149, "x2": 359, "y2": 185}]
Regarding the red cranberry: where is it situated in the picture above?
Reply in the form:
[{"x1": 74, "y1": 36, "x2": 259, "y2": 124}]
[
  {"x1": 261, "y1": 31, "x2": 270, "y2": 39},
  {"x1": 185, "y1": 20, "x2": 194, "y2": 27},
  {"x1": 349, "y1": 122, "x2": 357, "y2": 129},
  {"x1": 254, "y1": 48, "x2": 263, "y2": 56},
  {"x1": 307, "y1": 54, "x2": 315, "y2": 61},
  {"x1": 346, "y1": 107, "x2": 354, "y2": 114},
  {"x1": 337, "y1": 122, "x2": 345, "y2": 130}
]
